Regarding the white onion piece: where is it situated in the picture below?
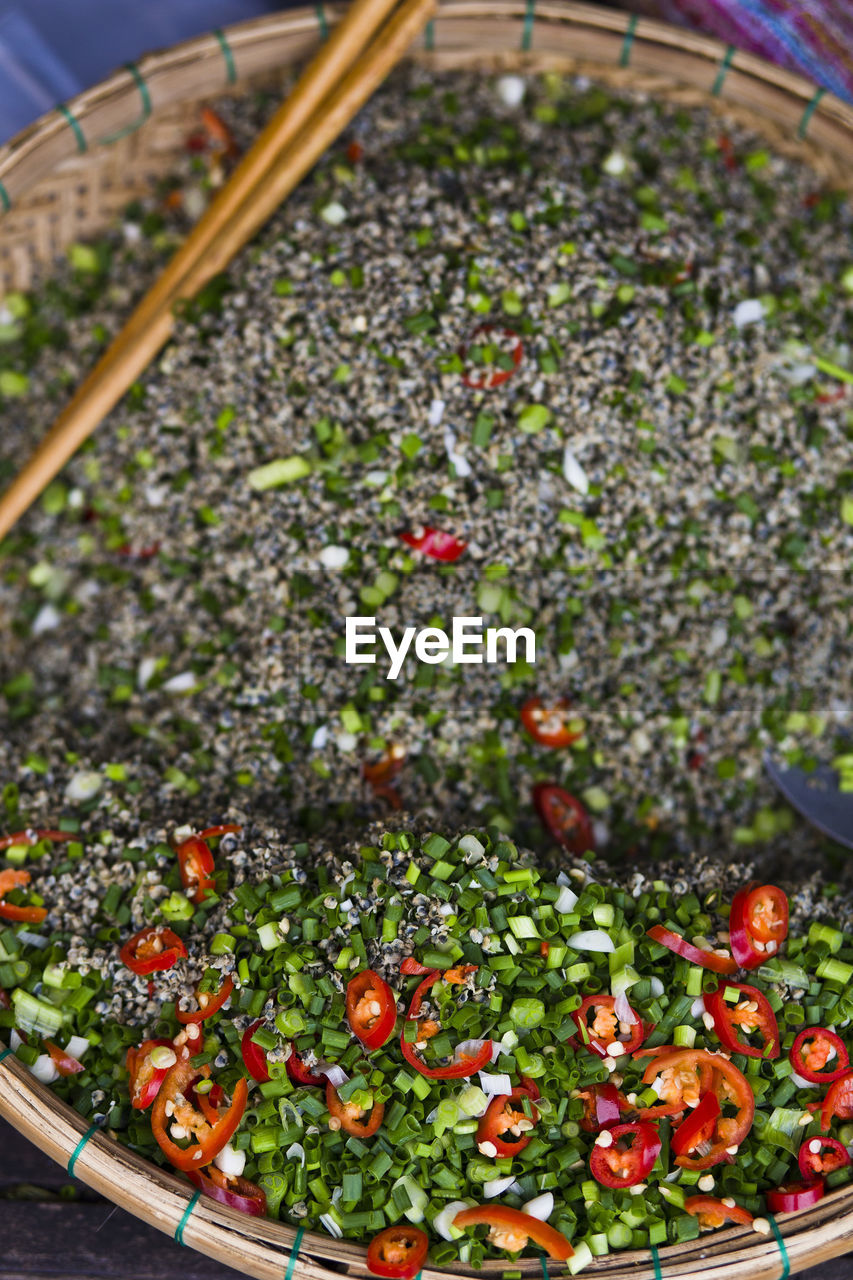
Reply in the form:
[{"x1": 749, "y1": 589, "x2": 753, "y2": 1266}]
[
  {"x1": 320, "y1": 1214, "x2": 343, "y2": 1239},
  {"x1": 567, "y1": 930, "x2": 614, "y2": 953},
  {"x1": 523, "y1": 1192, "x2": 554, "y2": 1222},
  {"x1": 484, "y1": 1176, "x2": 516, "y2": 1199},
  {"x1": 434, "y1": 1201, "x2": 471, "y2": 1241},
  {"x1": 425, "y1": 1106, "x2": 439, "y2": 1124},
  {"x1": 30, "y1": 1054, "x2": 60, "y2": 1084},
  {"x1": 65, "y1": 1036, "x2": 90, "y2": 1061},
  {"x1": 315, "y1": 1063, "x2": 348, "y2": 1088},
  {"x1": 554, "y1": 884, "x2": 579, "y2": 914},
  {"x1": 690, "y1": 996, "x2": 707, "y2": 1019},
  {"x1": 459, "y1": 835, "x2": 485, "y2": 858},
  {"x1": 16, "y1": 930, "x2": 49, "y2": 949},
  {"x1": 479, "y1": 1072, "x2": 512, "y2": 1098},
  {"x1": 10, "y1": 1030, "x2": 22, "y2": 1051},
  {"x1": 791, "y1": 1071, "x2": 814, "y2": 1090},
  {"x1": 214, "y1": 1142, "x2": 246, "y2": 1178},
  {"x1": 613, "y1": 992, "x2": 638, "y2": 1025},
  {"x1": 649, "y1": 977, "x2": 665, "y2": 998}
]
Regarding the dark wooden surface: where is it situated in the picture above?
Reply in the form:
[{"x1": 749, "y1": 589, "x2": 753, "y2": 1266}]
[{"x1": 1, "y1": 1116, "x2": 852, "y2": 1279}]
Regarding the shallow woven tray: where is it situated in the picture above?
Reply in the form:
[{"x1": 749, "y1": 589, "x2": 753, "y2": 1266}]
[{"x1": 2, "y1": 3, "x2": 853, "y2": 1276}]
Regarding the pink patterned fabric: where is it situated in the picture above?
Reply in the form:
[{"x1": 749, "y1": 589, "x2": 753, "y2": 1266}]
[{"x1": 624, "y1": 0, "x2": 853, "y2": 103}]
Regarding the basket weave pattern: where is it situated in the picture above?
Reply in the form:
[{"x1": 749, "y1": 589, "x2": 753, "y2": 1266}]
[{"x1": 2, "y1": 3, "x2": 853, "y2": 1276}]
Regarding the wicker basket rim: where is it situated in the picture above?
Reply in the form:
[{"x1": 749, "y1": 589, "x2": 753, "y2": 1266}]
[{"x1": 3, "y1": 4, "x2": 853, "y2": 1278}]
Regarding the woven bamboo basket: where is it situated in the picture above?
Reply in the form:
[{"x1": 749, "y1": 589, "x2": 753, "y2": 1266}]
[{"x1": 2, "y1": 3, "x2": 853, "y2": 1276}]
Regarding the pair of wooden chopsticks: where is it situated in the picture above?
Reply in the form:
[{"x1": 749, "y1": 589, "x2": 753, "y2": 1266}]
[{"x1": 0, "y1": 0, "x2": 435, "y2": 542}]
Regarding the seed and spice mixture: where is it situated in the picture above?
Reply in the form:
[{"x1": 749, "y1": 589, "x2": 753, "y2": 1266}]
[{"x1": 0, "y1": 61, "x2": 852, "y2": 1271}]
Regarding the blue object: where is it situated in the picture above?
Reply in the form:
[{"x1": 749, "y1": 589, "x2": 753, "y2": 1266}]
[{"x1": 0, "y1": 0, "x2": 288, "y2": 143}]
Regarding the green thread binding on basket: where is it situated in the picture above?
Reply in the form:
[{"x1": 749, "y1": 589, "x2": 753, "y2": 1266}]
[
  {"x1": 315, "y1": 2, "x2": 329, "y2": 41},
  {"x1": 650, "y1": 1245, "x2": 663, "y2": 1280},
  {"x1": 213, "y1": 27, "x2": 237, "y2": 84},
  {"x1": 538, "y1": 1252, "x2": 549, "y2": 1280},
  {"x1": 67, "y1": 1125, "x2": 97, "y2": 1178},
  {"x1": 711, "y1": 45, "x2": 735, "y2": 97},
  {"x1": 58, "y1": 103, "x2": 87, "y2": 153},
  {"x1": 521, "y1": 0, "x2": 535, "y2": 52},
  {"x1": 798, "y1": 86, "x2": 826, "y2": 138},
  {"x1": 0, "y1": 182, "x2": 10, "y2": 214},
  {"x1": 0, "y1": 1046, "x2": 12, "y2": 1063},
  {"x1": 424, "y1": 18, "x2": 435, "y2": 51},
  {"x1": 620, "y1": 13, "x2": 638, "y2": 68},
  {"x1": 284, "y1": 1226, "x2": 305, "y2": 1280},
  {"x1": 97, "y1": 63, "x2": 151, "y2": 144},
  {"x1": 174, "y1": 1190, "x2": 201, "y2": 1245},
  {"x1": 767, "y1": 1215, "x2": 790, "y2": 1280}
]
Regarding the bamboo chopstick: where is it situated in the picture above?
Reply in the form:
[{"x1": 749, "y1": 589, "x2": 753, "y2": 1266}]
[{"x1": 0, "y1": 0, "x2": 435, "y2": 542}]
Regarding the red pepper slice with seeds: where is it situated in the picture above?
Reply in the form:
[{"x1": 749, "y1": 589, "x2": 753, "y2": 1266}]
[
  {"x1": 704, "y1": 981, "x2": 780, "y2": 1060},
  {"x1": 477, "y1": 1086, "x2": 539, "y2": 1158},
  {"x1": 399, "y1": 527, "x2": 466, "y2": 562},
  {"x1": 120, "y1": 926, "x2": 188, "y2": 976},
  {"x1": 0, "y1": 830, "x2": 73, "y2": 852},
  {"x1": 520, "y1": 697, "x2": 581, "y2": 748},
  {"x1": 346, "y1": 969, "x2": 397, "y2": 1051},
  {"x1": 174, "y1": 834, "x2": 217, "y2": 906},
  {"x1": 589, "y1": 1121, "x2": 661, "y2": 1189},
  {"x1": 452, "y1": 1206, "x2": 573, "y2": 1260},
  {"x1": 578, "y1": 1083, "x2": 623, "y2": 1133},
  {"x1": 366, "y1": 1225, "x2": 429, "y2": 1279},
  {"x1": 799, "y1": 1136, "x2": 851, "y2": 1180},
  {"x1": 44, "y1": 1039, "x2": 85, "y2": 1077},
  {"x1": 151, "y1": 1049, "x2": 248, "y2": 1172},
  {"x1": 400, "y1": 966, "x2": 492, "y2": 1079},
  {"x1": 532, "y1": 783, "x2": 594, "y2": 855},
  {"x1": 671, "y1": 1092, "x2": 721, "y2": 1158},
  {"x1": 326, "y1": 1079, "x2": 384, "y2": 1137},
  {"x1": 126, "y1": 1038, "x2": 175, "y2": 1109},
  {"x1": 0, "y1": 868, "x2": 47, "y2": 924},
  {"x1": 791, "y1": 1027, "x2": 850, "y2": 1085},
  {"x1": 286, "y1": 1047, "x2": 324, "y2": 1086},
  {"x1": 460, "y1": 323, "x2": 523, "y2": 389},
  {"x1": 766, "y1": 1180, "x2": 825, "y2": 1214},
  {"x1": 729, "y1": 882, "x2": 787, "y2": 968},
  {"x1": 646, "y1": 924, "x2": 737, "y2": 976},
  {"x1": 642, "y1": 1050, "x2": 754, "y2": 1169},
  {"x1": 571, "y1": 994, "x2": 645, "y2": 1058},
  {"x1": 176, "y1": 974, "x2": 234, "y2": 1024},
  {"x1": 241, "y1": 1020, "x2": 271, "y2": 1084},
  {"x1": 821, "y1": 1070, "x2": 853, "y2": 1131},
  {"x1": 684, "y1": 1196, "x2": 754, "y2": 1229}
]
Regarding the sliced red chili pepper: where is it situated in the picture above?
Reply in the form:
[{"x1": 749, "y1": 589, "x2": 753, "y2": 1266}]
[
  {"x1": 671, "y1": 1092, "x2": 721, "y2": 1157},
  {"x1": 642, "y1": 1050, "x2": 754, "y2": 1168},
  {"x1": 821, "y1": 1070, "x2": 853, "y2": 1131},
  {"x1": 0, "y1": 830, "x2": 73, "y2": 852},
  {"x1": 151, "y1": 1049, "x2": 248, "y2": 1172},
  {"x1": 799, "y1": 1136, "x2": 851, "y2": 1180},
  {"x1": 521, "y1": 697, "x2": 580, "y2": 748},
  {"x1": 460, "y1": 323, "x2": 523, "y2": 390},
  {"x1": 286, "y1": 1047, "x2": 324, "y2": 1086},
  {"x1": 452, "y1": 1206, "x2": 573, "y2": 1260},
  {"x1": 571, "y1": 994, "x2": 645, "y2": 1058},
  {"x1": 589, "y1": 1121, "x2": 661, "y2": 1188},
  {"x1": 791, "y1": 1027, "x2": 850, "y2": 1085},
  {"x1": 766, "y1": 1179, "x2": 825, "y2": 1214},
  {"x1": 127, "y1": 1039, "x2": 175, "y2": 1109},
  {"x1": 0, "y1": 868, "x2": 47, "y2": 923},
  {"x1": 44, "y1": 1039, "x2": 85, "y2": 1077},
  {"x1": 187, "y1": 1165, "x2": 266, "y2": 1216},
  {"x1": 174, "y1": 834, "x2": 216, "y2": 906},
  {"x1": 399, "y1": 527, "x2": 466, "y2": 562},
  {"x1": 241, "y1": 1020, "x2": 271, "y2": 1084},
  {"x1": 346, "y1": 969, "x2": 397, "y2": 1051},
  {"x1": 176, "y1": 974, "x2": 234, "y2": 1024},
  {"x1": 400, "y1": 967, "x2": 492, "y2": 1079},
  {"x1": 729, "y1": 881, "x2": 787, "y2": 968},
  {"x1": 326, "y1": 1079, "x2": 384, "y2": 1137},
  {"x1": 635, "y1": 1049, "x2": 714, "y2": 1121},
  {"x1": 400, "y1": 957, "x2": 434, "y2": 976},
  {"x1": 704, "y1": 981, "x2": 780, "y2": 1059},
  {"x1": 366, "y1": 1225, "x2": 429, "y2": 1279},
  {"x1": 200, "y1": 106, "x2": 239, "y2": 159},
  {"x1": 120, "y1": 926, "x2": 188, "y2": 976},
  {"x1": 684, "y1": 1196, "x2": 753, "y2": 1229},
  {"x1": 116, "y1": 541, "x2": 161, "y2": 560},
  {"x1": 518, "y1": 1075, "x2": 540, "y2": 1102},
  {"x1": 477, "y1": 1086, "x2": 539, "y2": 1158},
  {"x1": 578, "y1": 1083, "x2": 623, "y2": 1133},
  {"x1": 532, "y1": 783, "x2": 594, "y2": 855},
  {"x1": 646, "y1": 924, "x2": 737, "y2": 976},
  {"x1": 346, "y1": 140, "x2": 365, "y2": 165},
  {"x1": 197, "y1": 824, "x2": 241, "y2": 841}
]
